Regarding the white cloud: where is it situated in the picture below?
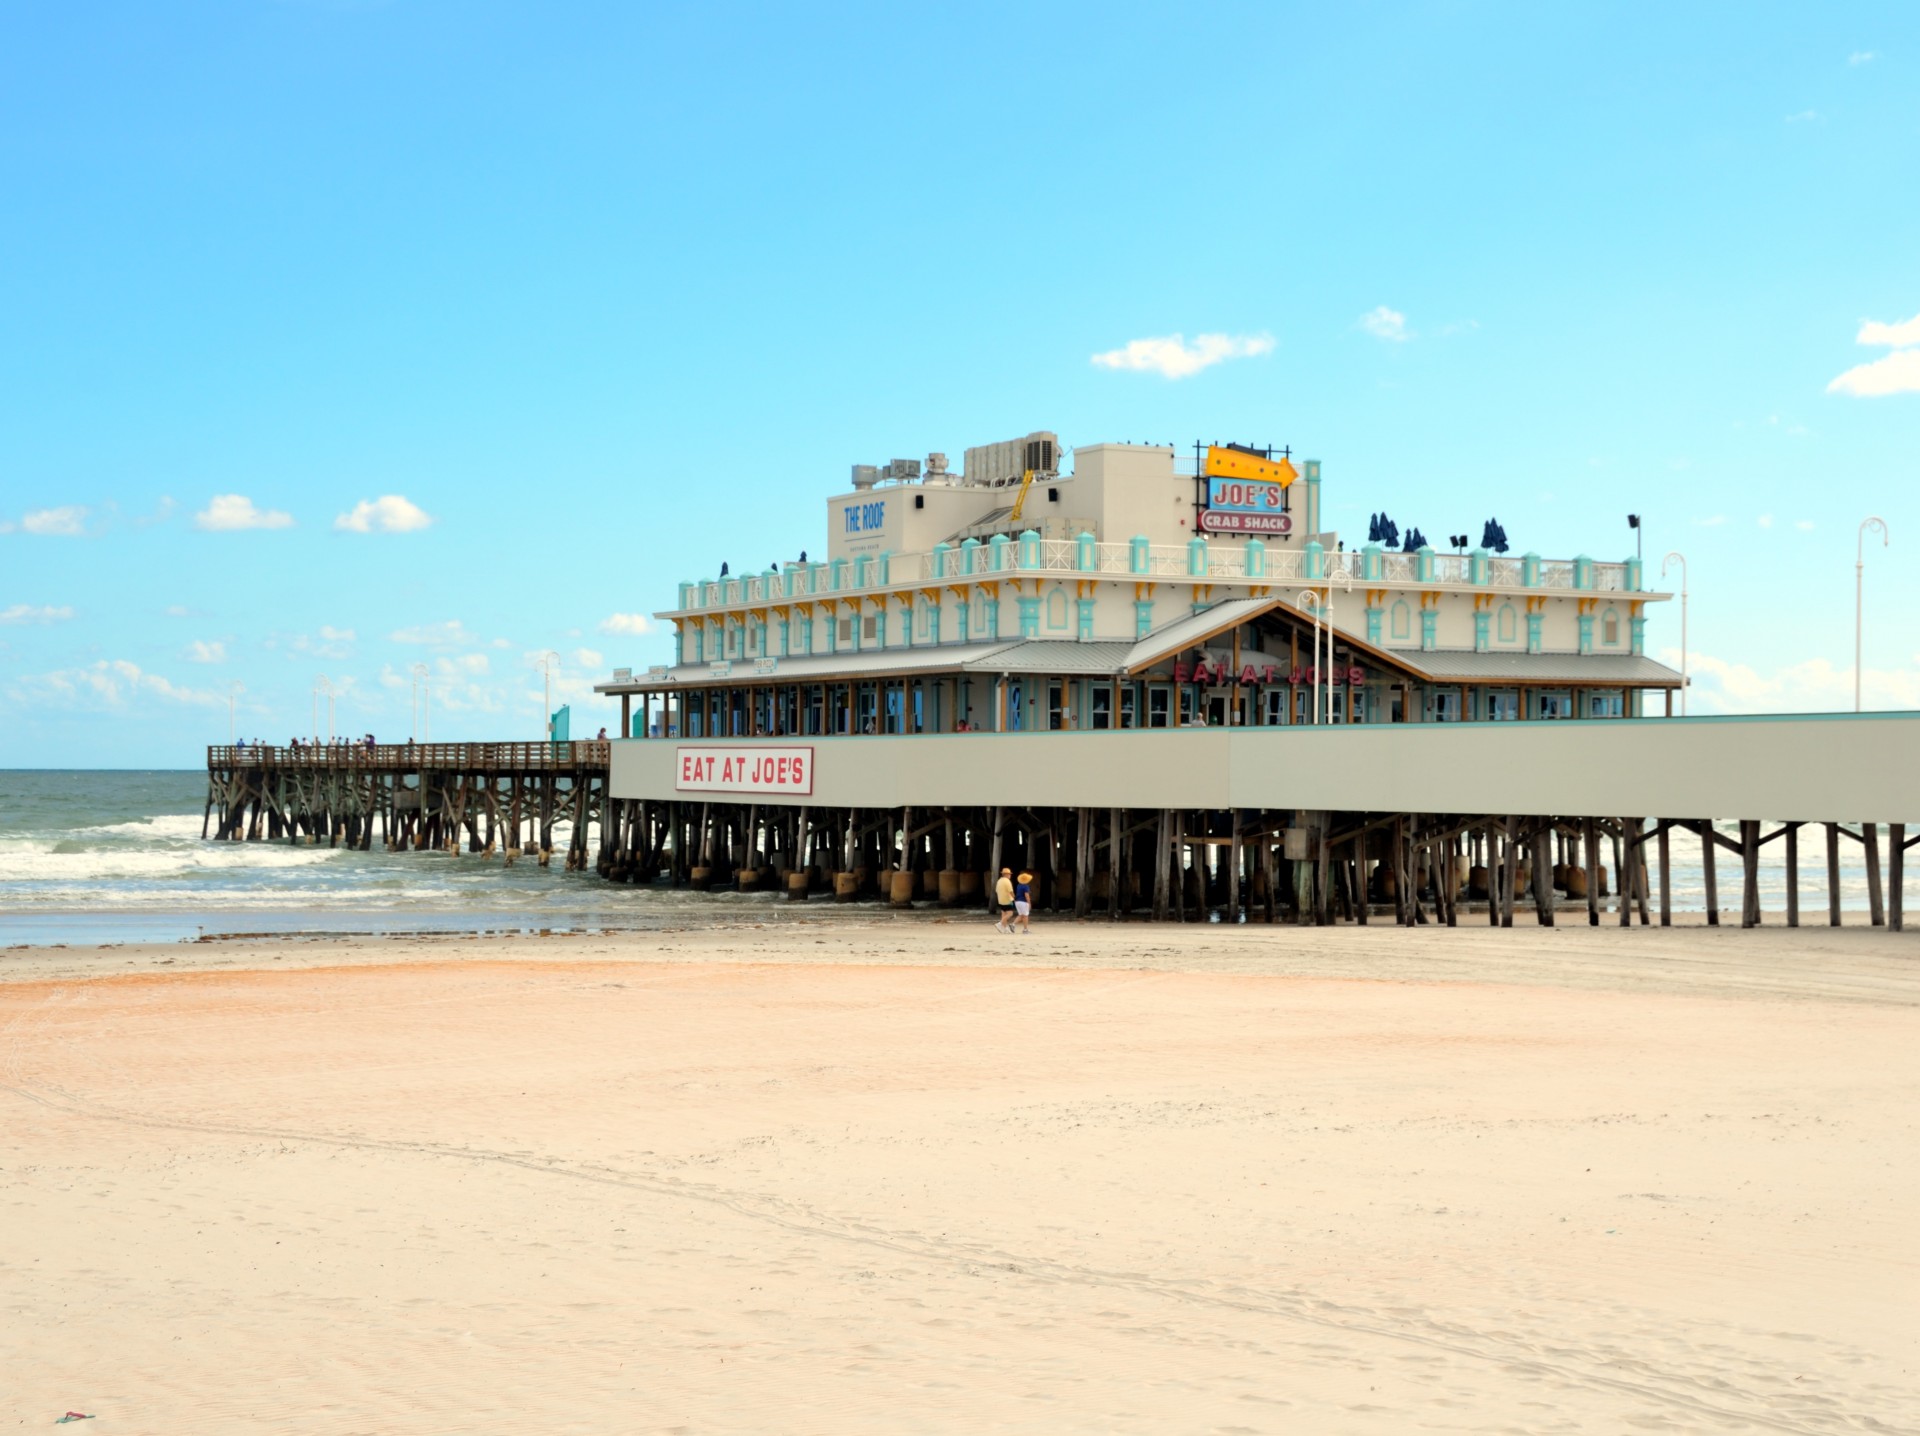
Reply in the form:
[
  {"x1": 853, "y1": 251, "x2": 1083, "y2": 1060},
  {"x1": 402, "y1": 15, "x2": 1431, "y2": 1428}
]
[
  {"x1": 1670, "y1": 648, "x2": 1920, "y2": 714},
  {"x1": 491, "y1": 637, "x2": 511, "y2": 649},
  {"x1": 1089, "y1": 331, "x2": 1275, "y2": 380},
  {"x1": 1359, "y1": 306, "x2": 1410, "y2": 342},
  {"x1": 1849, "y1": 50, "x2": 1876, "y2": 65},
  {"x1": 388, "y1": 619, "x2": 476, "y2": 648},
  {"x1": 335, "y1": 495, "x2": 433, "y2": 533},
  {"x1": 436, "y1": 653, "x2": 490, "y2": 676},
  {"x1": 1854, "y1": 311, "x2": 1920, "y2": 347},
  {"x1": 1796, "y1": 520, "x2": 1816, "y2": 532},
  {"x1": 184, "y1": 639, "x2": 227, "y2": 664},
  {"x1": 21, "y1": 505, "x2": 89, "y2": 536},
  {"x1": 0, "y1": 603, "x2": 74, "y2": 625},
  {"x1": 1827, "y1": 348, "x2": 1920, "y2": 397},
  {"x1": 7, "y1": 658, "x2": 224, "y2": 711},
  {"x1": 1695, "y1": 514, "x2": 1727, "y2": 527},
  {"x1": 319, "y1": 624, "x2": 355, "y2": 643},
  {"x1": 137, "y1": 496, "x2": 177, "y2": 529},
  {"x1": 195, "y1": 494, "x2": 293, "y2": 531},
  {"x1": 599, "y1": 613, "x2": 653, "y2": 636},
  {"x1": 164, "y1": 604, "x2": 193, "y2": 618},
  {"x1": 1785, "y1": 109, "x2": 1820, "y2": 123},
  {"x1": 1757, "y1": 514, "x2": 1774, "y2": 529},
  {"x1": 572, "y1": 647, "x2": 603, "y2": 670}
]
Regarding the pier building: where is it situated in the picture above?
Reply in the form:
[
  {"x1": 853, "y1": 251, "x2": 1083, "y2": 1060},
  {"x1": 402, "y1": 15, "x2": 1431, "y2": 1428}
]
[{"x1": 600, "y1": 436, "x2": 1679, "y2": 743}]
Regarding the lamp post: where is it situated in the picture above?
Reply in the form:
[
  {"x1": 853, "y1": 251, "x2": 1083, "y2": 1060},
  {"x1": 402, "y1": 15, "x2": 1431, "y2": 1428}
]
[
  {"x1": 533, "y1": 651, "x2": 560, "y2": 738},
  {"x1": 1628, "y1": 513, "x2": 1642, "y2": 565},
  {"x1": 1660, "y1": 552, "x2": 1688, "y2": 717},
  {"x1": 1856, "y1": 517, "x2": 1889, "y2": 713},
  {"x1": 314, "y1": 675, "x2": 334, "y2": 744},
  {"x1": 228, "y1": 681, "x2": 244, "y2": 745},
  {"x1": 1298, "y1": 591, "x2": 1323, "y2": 724},
  {"x1": 410, "y1": 662, "x2": 429, "y2": 742}
]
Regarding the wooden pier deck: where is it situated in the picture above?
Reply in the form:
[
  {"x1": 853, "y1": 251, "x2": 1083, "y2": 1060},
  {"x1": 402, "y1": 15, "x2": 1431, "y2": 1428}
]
[{"x1": 204, "y1": 742, "x2": 611, "y2": 869}]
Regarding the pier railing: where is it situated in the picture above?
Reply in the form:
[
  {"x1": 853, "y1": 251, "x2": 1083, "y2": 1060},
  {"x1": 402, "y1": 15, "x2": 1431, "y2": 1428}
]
[
  {"x1": 208, "y1": 741, "x2": 611, "y2": 771},
  {"x1": 671, "y1": 539, "x2": 1641, "y2": 615}
]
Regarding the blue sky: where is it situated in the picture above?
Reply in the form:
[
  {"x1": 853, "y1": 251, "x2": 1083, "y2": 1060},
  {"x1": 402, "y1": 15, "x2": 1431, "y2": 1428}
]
[{"x1": 2, "y1": 1, "x2": 1916, "y2": 767}]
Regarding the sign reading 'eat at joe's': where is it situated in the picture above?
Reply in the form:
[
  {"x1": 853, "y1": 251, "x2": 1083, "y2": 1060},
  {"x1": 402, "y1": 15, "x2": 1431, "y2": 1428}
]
[{"x1": 675, "y1": 746, "x2": 814, "y2": 796}]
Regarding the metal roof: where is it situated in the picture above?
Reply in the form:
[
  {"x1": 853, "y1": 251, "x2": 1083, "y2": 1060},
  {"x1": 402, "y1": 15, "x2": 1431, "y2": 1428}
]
[
  {"x1": 958, "y1": 640, "x2": 1136, "y2": 675},
  {"x1": 1123, "y1": 598, "x2": 1276, "y2": 672},
  {"x1": 1393, "y1": 649, "x2": 1683, "y2": 685}
]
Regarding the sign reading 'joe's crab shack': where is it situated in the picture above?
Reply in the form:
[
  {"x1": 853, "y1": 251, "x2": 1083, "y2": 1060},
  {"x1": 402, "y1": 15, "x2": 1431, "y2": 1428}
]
[{"x1": 675, "y1": 746, "x2": 814, "y2": 796}]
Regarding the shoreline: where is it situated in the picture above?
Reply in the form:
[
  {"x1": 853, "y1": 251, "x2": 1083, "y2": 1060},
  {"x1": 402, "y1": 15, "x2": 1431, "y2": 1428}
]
[{"x1": 5, "y1": 914, "x2": 1915, "y2": 1007}]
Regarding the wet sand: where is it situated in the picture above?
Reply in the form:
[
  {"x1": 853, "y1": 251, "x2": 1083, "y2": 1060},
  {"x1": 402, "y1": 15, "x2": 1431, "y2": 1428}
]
[{"x1": 4, "y1": 918, "x2": 1916, "y2": 1432}]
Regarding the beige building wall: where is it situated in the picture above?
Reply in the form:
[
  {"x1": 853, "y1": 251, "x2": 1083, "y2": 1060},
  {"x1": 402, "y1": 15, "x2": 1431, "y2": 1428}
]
[{"x1": 610, "y1": 715, "x2": 1920, "y2": 823}]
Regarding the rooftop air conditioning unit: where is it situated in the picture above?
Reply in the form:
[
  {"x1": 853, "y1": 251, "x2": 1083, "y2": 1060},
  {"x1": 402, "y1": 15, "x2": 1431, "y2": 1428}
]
[{"x1": 850, "y1": 464, "x2": 880, "y2": 490}]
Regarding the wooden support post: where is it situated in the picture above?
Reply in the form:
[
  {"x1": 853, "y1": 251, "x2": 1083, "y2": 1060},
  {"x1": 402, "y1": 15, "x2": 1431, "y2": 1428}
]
[
  {"x1": 1110, "y1": 807, "x2": 1124, "y2": 922},
  {"x1": 1740, "y1": 819, "x2": 1761, "y2": 928},
  {"x1": 1700, "y1": 821, "x2": 1719, "y2": 925},
  {"x1": 1864, "y1": 822, "x2": 1885, "y2": 927},
  {"x1": 1658, "y1": 821, "x2": 1672, "y2": 927},
  {"x1": 1533, "y1": 820, "x2": 1554, "y2": 926},
  {"x1": 1503, "y1": 816, "x2": 1518, "y2": 927},
  {"x1": 1228, "y1": 812, "x2": 1242, "y2": 924},
  {"x1": 988, "y1": 806, "x2": 1006, "y2": 915},
  {"x1": 1316, "y1": 820, "x2": 1331, "y2": 926},
  {"x1": 1487, "y1": 824, "x2": 1501, "y2": 928},
  {"x1": 1583, "y1": 817, "x2": 1599, "y2": 926},
  {"x1": 1826, "y1": 822, "x2": 1842, "y2": 926},
  {"x1": 1891, "y1": 823, "x2": 1905, "y2": 933},
  {"x1": 1785, "y1": 822, "x2": 1800, "y2": 928}
]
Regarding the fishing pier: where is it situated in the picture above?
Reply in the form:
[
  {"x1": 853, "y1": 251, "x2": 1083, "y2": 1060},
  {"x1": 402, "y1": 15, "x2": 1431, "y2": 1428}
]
[{"x1": 203, "y1": 742, "x2": 610, "y2": 869}]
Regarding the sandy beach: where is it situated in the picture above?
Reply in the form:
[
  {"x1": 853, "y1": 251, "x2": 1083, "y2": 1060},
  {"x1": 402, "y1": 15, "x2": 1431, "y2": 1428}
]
[{"x1": 4, "y1": 916, "x2": 1916, "y2": 1433}]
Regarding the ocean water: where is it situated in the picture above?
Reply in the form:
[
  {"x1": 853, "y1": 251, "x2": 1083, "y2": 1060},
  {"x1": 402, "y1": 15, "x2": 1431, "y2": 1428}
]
[
  {"x1": 0, "y1": 770, "x2": 1910, "y2": 946},
  {"x1": 0, "y1": 769, "x2": 779, "y2": 946}
]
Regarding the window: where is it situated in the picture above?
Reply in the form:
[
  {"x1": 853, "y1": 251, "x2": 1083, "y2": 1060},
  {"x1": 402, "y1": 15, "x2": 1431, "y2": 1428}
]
[
  {"x1": 805, "y1": 687, "x2": 823, "y2": 735},
  {"x1": 1047, "y1": 681, "x2": 1066, "y2": 730},
  {"x1": 1091, "y1": 688, "x2": 1112, "y2": 729},
  {"x1": 884, "y1": 684, "x2": 904, "y2": 734},
  {"x1": 837, "y1": 618, "x2": 853, "y2": 645},
  {"x1": 1007, "y1": 682, "x2": 1025, "y2": 731},
  {"x1": 1265, "y1": 689, "x2": 1287, "y2": 725},
  {"x1": 1538, "y1": 692, "x2": 1573, "y2": 719},
  {"x1": 1390, "y1": 600, "x2": 1411, "y2": 640},
  {"x1": 1046, "y1": 591, "x2": 1068, "y2": 630},
  {"x1": 972, "y1": 596, "x2": 988, "y2": 635},
  {"x1": 1497, "y1": 604, "x2": 1517, "y2": 643},
  {"x1": 746, "y1": 626, "x2": 759, "y2": 656},
  {"x1": 1120, "y1": 686, "x2": 1137, "y2": 728},
  {"x1": 1487, "y1": 690, "x2": 1520, "y2": 721},
  {"x1": 1148, "y1": 686, "x2": 1171, "y2": 728},
  {"x1": 861, "y1": 615, "x2": 877, "y2": 642},
  {"x1": 1432, "y1": 689, "x2": 1462, "y2": 722},
  {"x1": 1602, "y1": 609, "x2": 1620, "y2": 645},
  {"x1": 1589, "y1": 691, "x2": 1623, "y2": 717},
  {"x1": 1328, "y1": 688, "x2": 1347, "y2": 723}
]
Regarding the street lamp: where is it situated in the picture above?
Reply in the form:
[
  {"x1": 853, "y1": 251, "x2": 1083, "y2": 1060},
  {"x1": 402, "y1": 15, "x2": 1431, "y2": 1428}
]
[
  {"x1": 411, "y1": 662, "x2": 429, "y2": 742},
  {"x1": 533, "y1": 651, "x2": 560, "y2": 737},
  {"x1": 1856, "y1": 516, "x2": 1889, "y2": 713},
  {"x1": 1627, "y1": 513, "x2": 1642, "y2": 565},
  {"x1": 1297, "y1": 572, "x2": 1354, "y2": 724},
  {"x1": 1660, "y1": 552, "x2": 1688, "y2": 717},
  {"x1": 228, "y1": 681, "x2": 244, "y2": 745},
  {"x1": 314, "y1": 675, "x2": 335, "y2": 744}
]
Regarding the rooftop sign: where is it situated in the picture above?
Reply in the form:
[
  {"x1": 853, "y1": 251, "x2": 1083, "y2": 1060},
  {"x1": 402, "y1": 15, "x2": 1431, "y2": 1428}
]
[{"x1": 1204, "y1": 445, "x2": 1297, "y2": 488}]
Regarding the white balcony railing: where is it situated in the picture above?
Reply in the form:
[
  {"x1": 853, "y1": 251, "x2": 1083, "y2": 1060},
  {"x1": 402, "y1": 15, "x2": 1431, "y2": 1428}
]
[{"x1": 675, "y1": 539, "x2": 1638, "y2": 613}]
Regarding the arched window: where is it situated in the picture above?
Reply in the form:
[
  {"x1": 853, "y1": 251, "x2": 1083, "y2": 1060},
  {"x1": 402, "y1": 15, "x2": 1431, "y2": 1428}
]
[
  {"x1": 1497, "y1": 603, "x2": 1517, "y2": 643},
  {"x1": 1390, "y1": 600, "x2": 1411, "y2": 641},
  {"x1": 1046, "y1": 590, "x2": 1068, "y2": 629},
  {"x1": 1602, "y1": 608, "x2": 1620, "y2": 645}
]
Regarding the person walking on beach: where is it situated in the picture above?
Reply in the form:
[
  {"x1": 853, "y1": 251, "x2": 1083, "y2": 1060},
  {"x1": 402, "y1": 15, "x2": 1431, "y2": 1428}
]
[
  {"x1": 1014, "y1": 871, "x2": 1034, "y2": 934},
  {"x1": 993, "y1": 867, "x2": 1015, "y2": 933}
]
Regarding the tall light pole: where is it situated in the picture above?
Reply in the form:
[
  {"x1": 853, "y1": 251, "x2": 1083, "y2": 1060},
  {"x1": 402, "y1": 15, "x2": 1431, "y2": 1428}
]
[
  {"x1": 1298, "y1": 591, "x2": 1323, "y2": 724},
  {"x1": 1320, "y1": 571, "x2": 1353, "y2": 723},
  {"x1": 1856, "y1": 517, "x2": 1889, "y2": 713},
  {"x1": 314, "y1": 675, "x2": 334, "y2": 743},
  {"x1": 1660, "y1": 552, "x2": 1688, "y2": 717},
  {"x1": 534, "y1": 651, "x2": 560, "y2": 737},
  {"x1": 228, "y1": 681, "x2": 244, "y2": 745},
  {"x1": 411, "y1": 661, "x2": 429, "y2": 742}
]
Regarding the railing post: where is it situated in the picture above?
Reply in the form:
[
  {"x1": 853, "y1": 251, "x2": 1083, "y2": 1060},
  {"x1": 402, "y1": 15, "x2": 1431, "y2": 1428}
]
[{"x1": 1522, "y1": 551, "x2": 1540, "y2": 587}]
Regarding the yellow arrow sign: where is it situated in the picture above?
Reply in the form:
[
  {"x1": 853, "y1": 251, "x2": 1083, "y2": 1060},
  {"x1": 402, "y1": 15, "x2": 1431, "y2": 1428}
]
[{"x1": 1204, "y1": 446, "x2": 1297, "y2": 488}]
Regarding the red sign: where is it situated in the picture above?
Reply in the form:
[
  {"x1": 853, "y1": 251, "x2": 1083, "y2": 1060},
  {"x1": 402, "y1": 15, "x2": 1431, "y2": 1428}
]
[
  {"x1": 1199, "y1": 510, "x2": 1293, "y2": 535},
  {"x1": 675, "y1": 746, "x2": 814, "y2": 796}
]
